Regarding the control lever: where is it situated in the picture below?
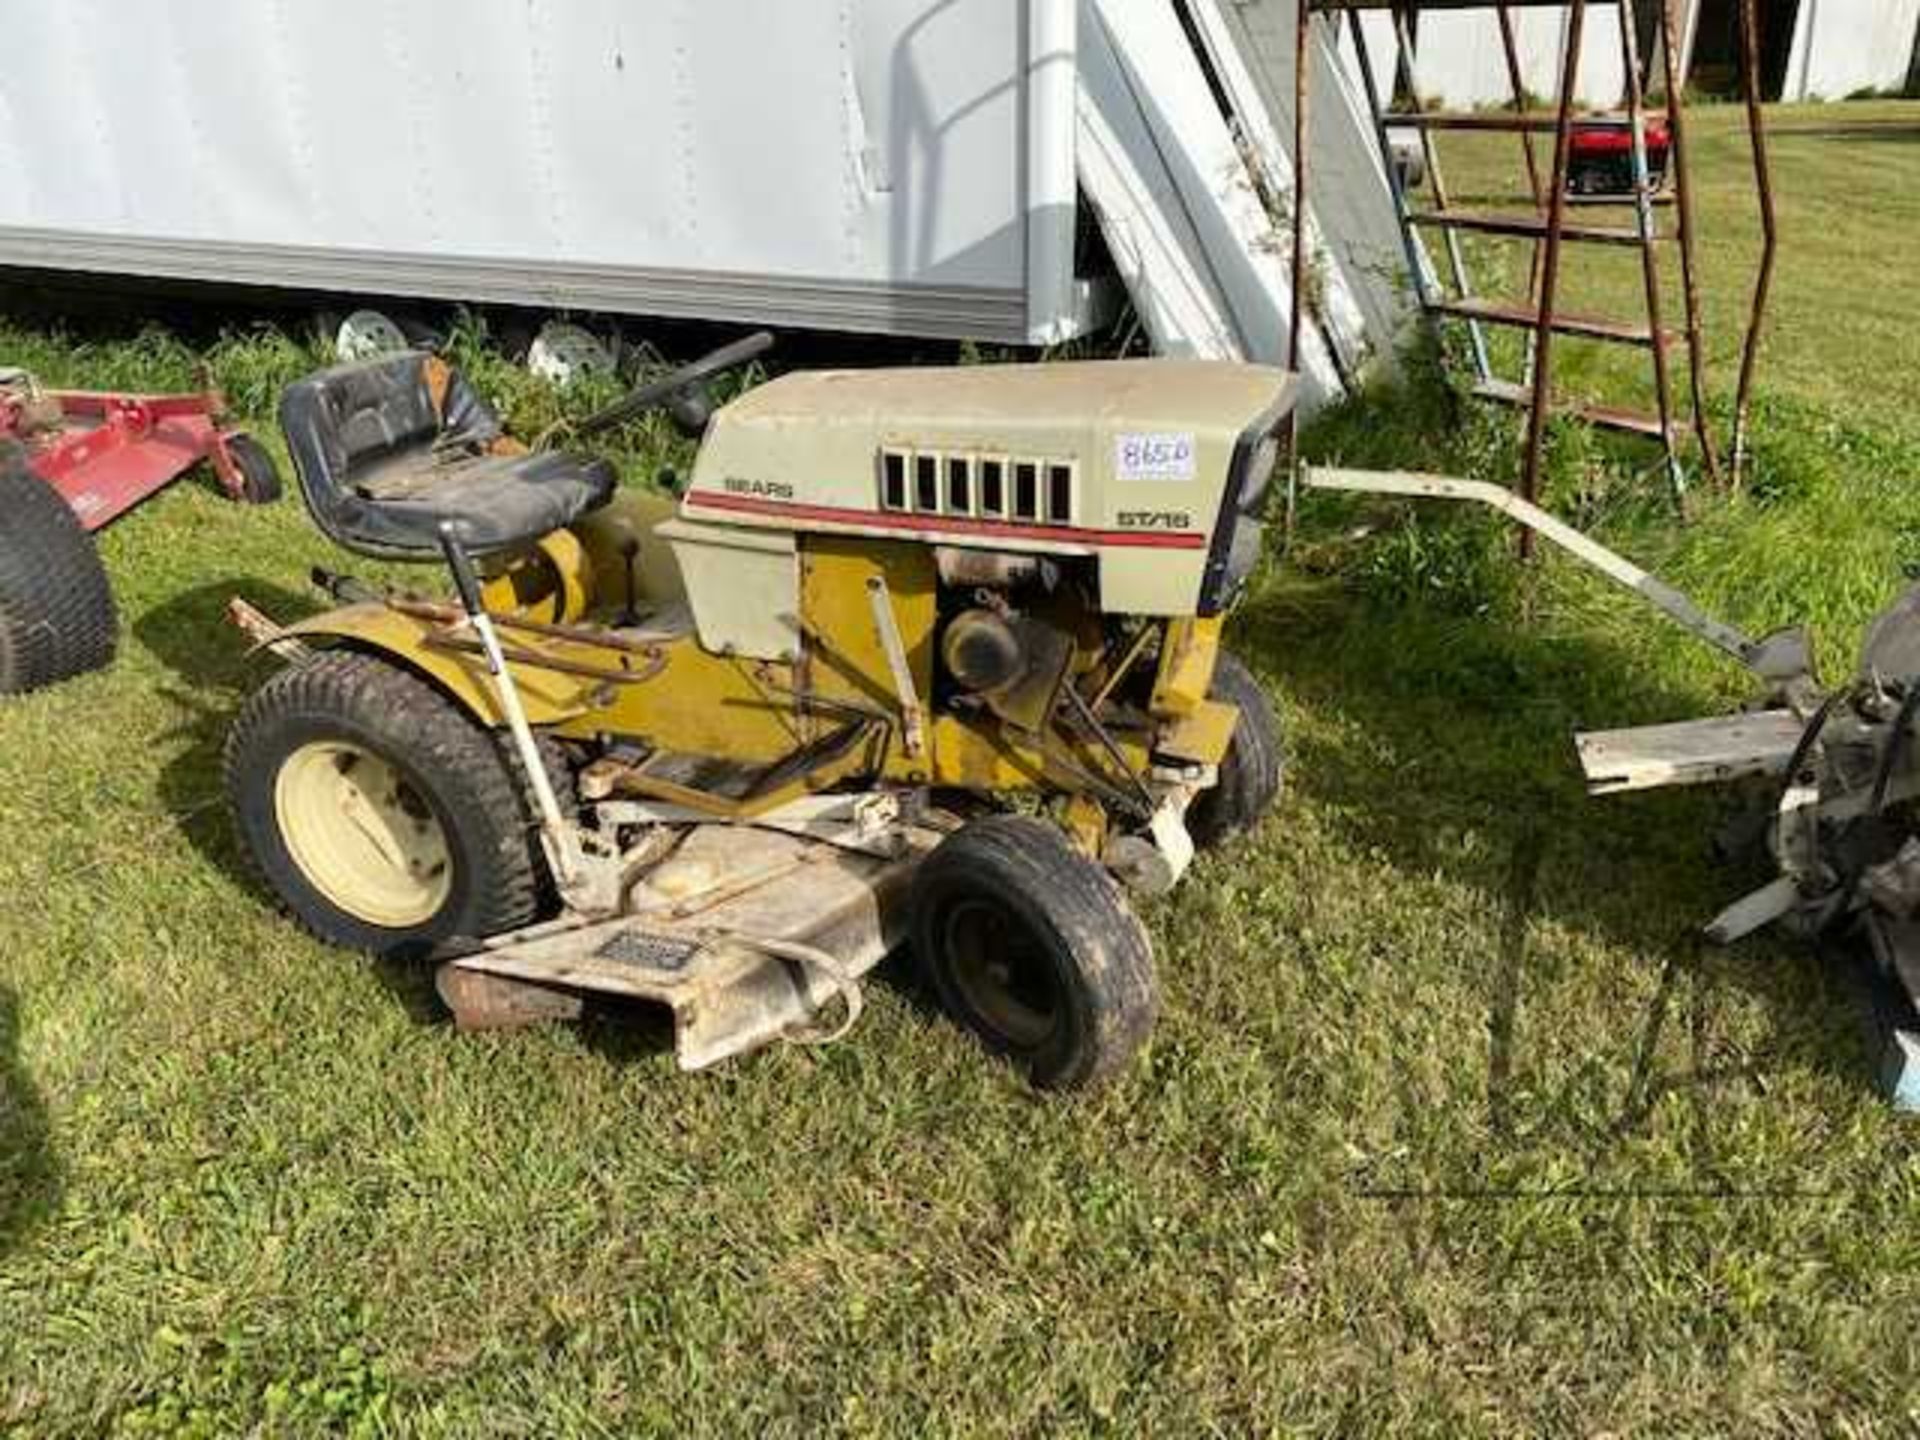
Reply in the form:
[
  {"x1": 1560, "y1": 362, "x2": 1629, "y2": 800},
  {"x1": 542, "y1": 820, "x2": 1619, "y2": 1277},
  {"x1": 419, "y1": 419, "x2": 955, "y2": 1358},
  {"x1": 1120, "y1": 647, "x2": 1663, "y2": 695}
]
[{"x1": 437, "y1": 522, "x2": 582, "y2": 892}]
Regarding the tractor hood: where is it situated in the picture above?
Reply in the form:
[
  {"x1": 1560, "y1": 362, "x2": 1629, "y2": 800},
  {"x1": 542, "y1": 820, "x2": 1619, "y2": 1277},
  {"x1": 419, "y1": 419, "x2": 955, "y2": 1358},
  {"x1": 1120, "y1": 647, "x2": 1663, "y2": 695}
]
[
  {"x1": 682, "y1": 360, "x2": 1295, "y2": 617},
  {"x1": 696, "y1": 359, "x2": 1292, "y2": 439}
]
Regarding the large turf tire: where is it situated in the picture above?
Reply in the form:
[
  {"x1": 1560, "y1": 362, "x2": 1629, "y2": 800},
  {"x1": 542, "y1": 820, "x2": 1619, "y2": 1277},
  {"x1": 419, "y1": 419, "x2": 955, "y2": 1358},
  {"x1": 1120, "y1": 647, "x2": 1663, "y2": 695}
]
[
  {"x1": 1187, "y1": 650, "x2": 1283, "y2": 850},
  {"x1": 0, "y1": 441, "x2": 118, "y2": 696},
  {"x1": 912, "y1": 814, "x2": 1157, "y2": 1091},
  {"x1": 224, "y1": 650, "x2": 556, "y2": 959}
]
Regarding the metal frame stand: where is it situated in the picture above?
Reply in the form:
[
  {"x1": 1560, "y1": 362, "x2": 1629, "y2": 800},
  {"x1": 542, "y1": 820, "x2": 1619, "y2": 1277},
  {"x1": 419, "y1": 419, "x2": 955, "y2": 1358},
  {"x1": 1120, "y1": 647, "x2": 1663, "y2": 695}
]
[{"x1": 1291, "y1": 0, "x2": 1778, "y2": 521}]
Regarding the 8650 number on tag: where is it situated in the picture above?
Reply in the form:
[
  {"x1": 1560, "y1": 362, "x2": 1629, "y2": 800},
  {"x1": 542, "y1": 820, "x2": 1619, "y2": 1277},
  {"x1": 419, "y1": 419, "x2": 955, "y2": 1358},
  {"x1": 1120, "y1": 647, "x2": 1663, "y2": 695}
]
[{"x1": 1115, "y1": 431, "x2": 1196, "y2": 483}]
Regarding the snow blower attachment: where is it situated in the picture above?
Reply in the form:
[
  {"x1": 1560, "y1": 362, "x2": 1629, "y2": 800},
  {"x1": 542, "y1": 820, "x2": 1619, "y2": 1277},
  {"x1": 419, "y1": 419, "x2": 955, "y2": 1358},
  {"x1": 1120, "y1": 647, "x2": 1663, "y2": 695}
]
[
  {"x1": 225, "y1": 338, "x2": 1287, "y2": 1090},
  {"x1": 1303, "y1": 466, "x2": 1920, "y2": 1108}
]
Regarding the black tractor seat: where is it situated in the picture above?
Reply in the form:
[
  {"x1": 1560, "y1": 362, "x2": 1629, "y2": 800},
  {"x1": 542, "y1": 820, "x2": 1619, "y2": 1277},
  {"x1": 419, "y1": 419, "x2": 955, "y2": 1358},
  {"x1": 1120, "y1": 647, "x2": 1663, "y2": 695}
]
[{"x1": 278, "y1": 352, "x2": 616, "y2": 559}]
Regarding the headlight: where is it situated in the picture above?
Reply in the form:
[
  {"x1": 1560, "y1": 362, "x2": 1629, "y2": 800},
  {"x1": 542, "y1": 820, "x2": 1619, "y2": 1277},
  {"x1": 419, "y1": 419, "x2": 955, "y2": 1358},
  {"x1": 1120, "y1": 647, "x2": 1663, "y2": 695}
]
[
  {"x1": 1198, "y1": 389, "x2": 1294, "y2": 617},
  {"x1": 1223, "y1": 517, "x2": 1264, "y2": 596}
]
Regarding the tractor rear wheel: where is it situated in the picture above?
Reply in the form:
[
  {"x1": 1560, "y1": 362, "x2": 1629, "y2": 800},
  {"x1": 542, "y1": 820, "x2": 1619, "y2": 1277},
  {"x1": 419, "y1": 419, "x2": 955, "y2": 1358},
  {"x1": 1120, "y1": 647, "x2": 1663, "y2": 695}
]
[
  {"x1": 1187, "y1": 649, "x2": 1282, "y2": 849},
  {"x1": 912, "y1": 814, "x2": 1157, "y2": 1091},
  {"x1": 225, "y1": 650, "x2": 559, "y2": 958},
  {"x1": 0, "y1": 441, "x2": 118, "y2": 696}
]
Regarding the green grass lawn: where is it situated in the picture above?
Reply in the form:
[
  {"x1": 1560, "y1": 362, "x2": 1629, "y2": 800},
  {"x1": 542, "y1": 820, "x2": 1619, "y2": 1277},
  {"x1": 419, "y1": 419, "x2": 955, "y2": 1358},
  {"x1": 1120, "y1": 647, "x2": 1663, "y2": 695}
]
[
  {"x1": 3, "y1": 101, "x2": 1920, "y2": 1436},
  {"x1": 1434, "y1": 100, "x2": 1920, "y2": 442}
]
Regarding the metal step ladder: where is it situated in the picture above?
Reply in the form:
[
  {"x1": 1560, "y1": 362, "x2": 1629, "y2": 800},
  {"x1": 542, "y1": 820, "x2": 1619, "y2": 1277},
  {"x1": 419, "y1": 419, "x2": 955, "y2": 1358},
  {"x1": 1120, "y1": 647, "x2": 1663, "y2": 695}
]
[{"x1": 1290, "y1": 0, "x2": 1777, "y2": 524}]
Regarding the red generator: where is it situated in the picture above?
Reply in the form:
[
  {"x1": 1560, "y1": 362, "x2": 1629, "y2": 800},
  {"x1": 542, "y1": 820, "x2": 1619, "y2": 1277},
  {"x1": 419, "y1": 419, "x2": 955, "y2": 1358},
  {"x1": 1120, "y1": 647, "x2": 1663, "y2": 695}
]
[
  {"x1": 0, "y1": 368, "x2": 280, "y2": 695},
  {"x1": 1567, "y1": 115, "x2": 1672, "y2": 197}
]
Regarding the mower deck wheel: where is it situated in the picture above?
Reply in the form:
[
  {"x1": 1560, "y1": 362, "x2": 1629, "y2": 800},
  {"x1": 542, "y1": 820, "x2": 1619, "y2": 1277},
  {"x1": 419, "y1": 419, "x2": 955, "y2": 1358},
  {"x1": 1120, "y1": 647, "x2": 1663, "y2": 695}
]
[
  {"x1": 225, "y1": 650, "x2": 559, "y2": 958},
  {"x1": 225, "y1": 433, "x2": 283, "y2": 505},
  {"x1": 912, "y1": 813, "x2": 1157, "y2": 1091},
  {"x1": 0, "y1": 440, "x2": 118, "y2": 696},
  {"x1": 1187, "y1": 649, "x2": 1283, "y2": 849}
]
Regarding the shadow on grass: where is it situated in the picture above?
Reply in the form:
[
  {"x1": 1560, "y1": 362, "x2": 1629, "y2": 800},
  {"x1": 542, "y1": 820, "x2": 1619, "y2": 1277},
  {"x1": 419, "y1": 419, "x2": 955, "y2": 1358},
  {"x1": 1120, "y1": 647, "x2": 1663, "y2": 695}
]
[
  {"x1": 574, "y1": 995, "x2": 683, "y2": 1066},
  {"x1": 1229, "y1": 570, "x2": 1883, "y2": 1123},
  {"x1": 1281, "y1": 362, "x2": 1903, "y2": 1121},
  {"x1": 0, "y1": 983, "x2": 59, "y2": 1261},
  {"x1": 1779, "y1": 121, "x2": 1920, "y2": 145},
  {"x1": 132, "y1": 576, "x2": 323, "y2": 892}
]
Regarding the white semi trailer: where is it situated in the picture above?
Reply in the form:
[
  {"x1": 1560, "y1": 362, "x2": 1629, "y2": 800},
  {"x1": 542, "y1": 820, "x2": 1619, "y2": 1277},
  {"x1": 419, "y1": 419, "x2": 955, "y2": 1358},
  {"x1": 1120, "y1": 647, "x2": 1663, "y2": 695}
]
[
  {"x1": 0, "y1": 0, "x2": 1410, "y2": 406},
  {"x1": 0, "y1": 0, "x2": 1086, "y2": 344}
]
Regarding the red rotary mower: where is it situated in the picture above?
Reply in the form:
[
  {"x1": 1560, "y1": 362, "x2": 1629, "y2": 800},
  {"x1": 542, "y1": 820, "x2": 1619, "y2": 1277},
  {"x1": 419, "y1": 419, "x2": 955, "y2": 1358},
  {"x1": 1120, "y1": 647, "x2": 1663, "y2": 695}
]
[{"x1": 0, "y1": 367, "x2": 280, "y2": 695}]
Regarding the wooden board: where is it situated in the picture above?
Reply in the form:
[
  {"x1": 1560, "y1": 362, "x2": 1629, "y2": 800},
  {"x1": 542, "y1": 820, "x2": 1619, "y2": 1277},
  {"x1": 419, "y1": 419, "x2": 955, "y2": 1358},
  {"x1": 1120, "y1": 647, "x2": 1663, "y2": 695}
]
[{"x1": 1575, "y1": 710, "x2": 1805, "y2": 795}]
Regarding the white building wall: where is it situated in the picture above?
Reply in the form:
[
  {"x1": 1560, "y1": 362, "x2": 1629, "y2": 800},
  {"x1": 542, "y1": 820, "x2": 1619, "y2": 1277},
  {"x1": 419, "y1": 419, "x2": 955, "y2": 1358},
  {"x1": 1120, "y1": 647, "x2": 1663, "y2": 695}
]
[
  {"x1": 1783, "y1": 0, "x2": 1920, "y2": 99},
  {"x1": 1421, "y1": 9, "x2": 1628, "y2": 108},
  {"x1": 1330, "y1": 5, "x2": 1721, "y2": 111}
]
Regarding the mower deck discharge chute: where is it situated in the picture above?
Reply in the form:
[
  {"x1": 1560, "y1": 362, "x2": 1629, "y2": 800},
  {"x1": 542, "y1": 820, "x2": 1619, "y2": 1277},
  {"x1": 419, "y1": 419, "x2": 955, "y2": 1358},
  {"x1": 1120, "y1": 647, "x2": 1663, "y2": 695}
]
[{"x1": 225, "y1": 337, "x2": 1285, "y2": 1089}]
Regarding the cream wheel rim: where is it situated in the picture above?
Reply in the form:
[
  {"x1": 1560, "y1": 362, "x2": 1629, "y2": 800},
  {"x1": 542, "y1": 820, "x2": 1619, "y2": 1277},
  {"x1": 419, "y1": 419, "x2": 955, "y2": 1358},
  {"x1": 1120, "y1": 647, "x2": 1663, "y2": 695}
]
[{"x1": 274, "y1": 741, "x2": 453, "y2": 927}]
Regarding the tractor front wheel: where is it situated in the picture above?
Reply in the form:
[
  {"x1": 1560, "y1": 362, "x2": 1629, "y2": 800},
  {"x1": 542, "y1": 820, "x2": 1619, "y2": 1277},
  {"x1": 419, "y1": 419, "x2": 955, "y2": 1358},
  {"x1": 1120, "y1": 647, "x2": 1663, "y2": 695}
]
[
  {"x1": 0, "y1": 441, "x2": 118, "y2": 695},
  {"x1": 912, "y1": 814, "x2": 1157, "y2": 1091},
  {"x1": 1186, "y1": 650, "x2": 1283, "y2": 849},
  {"x1": 225, "y1": 651, "x2": 558, "y2": 958}
]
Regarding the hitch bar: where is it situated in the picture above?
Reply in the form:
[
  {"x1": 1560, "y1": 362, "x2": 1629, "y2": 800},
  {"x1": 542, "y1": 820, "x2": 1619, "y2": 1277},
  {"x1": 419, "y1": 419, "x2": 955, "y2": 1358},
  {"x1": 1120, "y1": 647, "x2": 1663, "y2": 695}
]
[{"x1": 1299, "y1": 467, "x2": 1811, "y2": 687}]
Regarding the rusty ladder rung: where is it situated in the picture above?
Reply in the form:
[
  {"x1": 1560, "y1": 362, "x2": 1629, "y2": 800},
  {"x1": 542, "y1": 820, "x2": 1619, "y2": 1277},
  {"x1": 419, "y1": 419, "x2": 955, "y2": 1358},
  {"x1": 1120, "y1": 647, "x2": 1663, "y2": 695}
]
[
  {"x1": 1382, "y1": 110, "x2": 1667, "y2": 133},
  {"x1": 1409, "y1": 208, "x2": 1657, "y2": 245},
  {"x1": 1566, "y1": 189, "x2": 1676, "y2": 207},
  {"x1": 1472, "y1": 378, "x2": 1669, "y2": 441},
  {"x1": 1430, "y1": 298, "x2": 1670, "y2": 348}
]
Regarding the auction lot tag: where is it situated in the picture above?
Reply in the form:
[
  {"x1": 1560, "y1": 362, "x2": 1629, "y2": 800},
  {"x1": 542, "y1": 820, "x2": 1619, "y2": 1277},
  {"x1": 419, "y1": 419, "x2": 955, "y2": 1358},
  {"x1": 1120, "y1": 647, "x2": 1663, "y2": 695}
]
[{"x1": 1116, "y1": 432, "x2": 1196, "y2": 482}]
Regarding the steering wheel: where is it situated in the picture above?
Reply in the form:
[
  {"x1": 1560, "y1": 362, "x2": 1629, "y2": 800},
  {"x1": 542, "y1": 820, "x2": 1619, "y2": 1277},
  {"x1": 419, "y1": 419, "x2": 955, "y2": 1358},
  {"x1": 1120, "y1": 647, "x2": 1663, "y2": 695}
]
[{"x1": 575, "y1": 331, "x2": 775, "y2": 439}]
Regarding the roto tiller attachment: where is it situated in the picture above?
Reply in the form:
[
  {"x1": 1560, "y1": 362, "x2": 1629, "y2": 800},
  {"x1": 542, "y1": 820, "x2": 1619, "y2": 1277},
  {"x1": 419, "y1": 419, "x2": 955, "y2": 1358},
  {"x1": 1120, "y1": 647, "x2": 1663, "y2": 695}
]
[
  {"x1": 1303, "y1": 467, "x2": 1920, "y2": 1107},
  {"x1": 1576, "y1": 583, "x2": 1920, "y2": 1108}
]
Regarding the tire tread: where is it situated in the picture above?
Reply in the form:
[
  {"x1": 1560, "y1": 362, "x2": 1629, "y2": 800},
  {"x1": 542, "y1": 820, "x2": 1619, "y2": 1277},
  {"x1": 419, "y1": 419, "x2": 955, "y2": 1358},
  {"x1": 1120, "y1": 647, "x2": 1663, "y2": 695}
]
[
  {"x1": 224, "y1": 650, "x2": 550, "y2": 952},
  {"x1": 1187, "y1": 650, "x2": 1283, "y2": 849},
  {"x1": 0, "y1": 441, "x2": 118, "y2": 694},
  {"x1": 226, "y1": 433, "x2": 283, "y2": 506},
  {"x1": 915, "y1": 814, "x2": 1157, "y2": 1090}
]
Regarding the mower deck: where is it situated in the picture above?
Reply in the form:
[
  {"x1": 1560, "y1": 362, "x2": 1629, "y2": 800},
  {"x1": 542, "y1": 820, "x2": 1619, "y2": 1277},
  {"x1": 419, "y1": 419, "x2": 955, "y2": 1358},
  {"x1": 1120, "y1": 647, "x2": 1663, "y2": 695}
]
[
  {"x1": 1, "y1": 370, "x2": 278, "y2": 695},
  {"x1": 16, "y1": 387, "x2": 255, "y2": 529},
  {"x1": 438, "y1": 807, "x2": 950, "y2": 1070}
]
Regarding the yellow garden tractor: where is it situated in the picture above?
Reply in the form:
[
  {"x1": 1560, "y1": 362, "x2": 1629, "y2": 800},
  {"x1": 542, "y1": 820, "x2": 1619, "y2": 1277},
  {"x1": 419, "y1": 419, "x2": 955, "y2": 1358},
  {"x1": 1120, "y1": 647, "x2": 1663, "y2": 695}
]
[{"x1": 225, "y1": 335, "x2": 1286, "y2": 1089}]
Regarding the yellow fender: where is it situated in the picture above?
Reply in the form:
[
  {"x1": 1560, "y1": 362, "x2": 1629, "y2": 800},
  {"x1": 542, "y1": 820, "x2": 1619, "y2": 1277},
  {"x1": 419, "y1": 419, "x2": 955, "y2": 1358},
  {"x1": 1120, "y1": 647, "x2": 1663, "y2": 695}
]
[
  {"x1": 277, "y1": 602, "x2": 598, "y2": 728},
  {"x1": 272, "y1": 505, "x2": 668, "y2": 730}
]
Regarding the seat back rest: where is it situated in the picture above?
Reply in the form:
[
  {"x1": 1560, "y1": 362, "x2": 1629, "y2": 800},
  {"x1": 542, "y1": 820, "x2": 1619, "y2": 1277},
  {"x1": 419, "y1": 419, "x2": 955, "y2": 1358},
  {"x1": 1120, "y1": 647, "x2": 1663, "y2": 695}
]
[
  {"x1": 278, "y1": 353, "x2": 505, "y2": 559},
  {"x1": 438, "y1": 368, "x2": 505, "y2": 452}
]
